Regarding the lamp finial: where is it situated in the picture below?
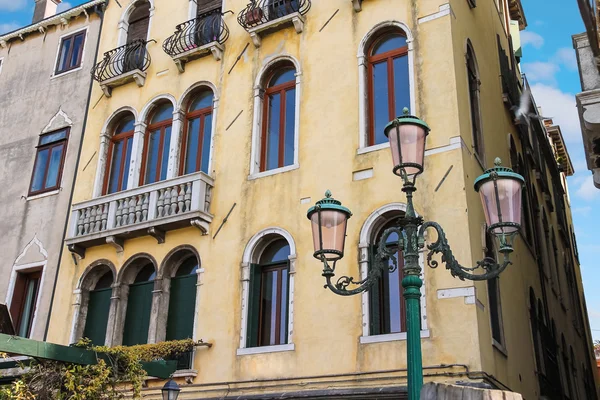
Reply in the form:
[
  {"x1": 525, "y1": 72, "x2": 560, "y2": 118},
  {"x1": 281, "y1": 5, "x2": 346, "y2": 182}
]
[
  {"x1": 403, "y1": 107, "x2": 410, "y2": 115},
  {"x1": 494, "y1": 157, "x2": 502, "y2": 167},
  {"x1": 325, "y1": 189, "x2": 332, "y2": 198}
]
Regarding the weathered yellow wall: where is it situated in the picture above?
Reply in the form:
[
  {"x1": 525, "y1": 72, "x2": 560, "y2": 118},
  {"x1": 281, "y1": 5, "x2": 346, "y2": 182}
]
[{"x1": 46, "y1": 0, "x2": 596, "y2": 398}]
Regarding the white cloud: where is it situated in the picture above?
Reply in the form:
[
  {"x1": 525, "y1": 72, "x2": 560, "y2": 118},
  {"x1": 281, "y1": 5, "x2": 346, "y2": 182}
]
[
  {"x1": 554, "y1": 48, "x2": 578, "y2": 71},
  {"x1": 521, "y1": 31, "x2": 545, "y2": 49},
  {"x1": 576, "y1": 175, "x2": 600, "y2": 201},
  {"x1": 0, "y1": 22, "x2": 20, "y2": 35},
  {"x1": 521, "y1": 61, "x2": 559, "y2": 84},
  {"x1": 0, "y1": 0, "x2": 26, "y2": 11},
  {"x1": 57, "y1": 1, "x2": 72, "y2": 12},
  {"x1": 529, "y1": 83, "x2": 581, "y2": 143}
]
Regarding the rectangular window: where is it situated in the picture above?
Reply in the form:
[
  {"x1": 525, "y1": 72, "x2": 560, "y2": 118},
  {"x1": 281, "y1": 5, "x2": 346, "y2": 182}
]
[
  {"x1": 10, "y1": 271, "x2": 41, "y2": 338},
  {"x1": 55, "y1": 31, "x2": 86, "y2": 74},
  {"x1": 29, "y1": 128, "x2": 69, "y2": 196},
  {"x1": 486, "y1": 233, "x2": 505, "y2": 347}
]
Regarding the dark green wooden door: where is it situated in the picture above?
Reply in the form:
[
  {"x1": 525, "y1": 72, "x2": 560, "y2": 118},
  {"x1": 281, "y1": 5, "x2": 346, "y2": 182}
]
[
  {"x1": 83, "y1": 288, "x2": 112, "y2": 346},
  {"x1": 166, "y1": 275, "x2": 197, "y2": 340},
  {"x1": 122, "y1": 281, "x2": 153, "y2": 346}
]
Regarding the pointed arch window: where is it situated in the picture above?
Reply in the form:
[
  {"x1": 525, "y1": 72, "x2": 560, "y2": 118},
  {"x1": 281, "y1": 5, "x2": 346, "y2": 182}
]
[
  {"x1": 247, "y1": 239, "x2": 290, "y2": 347},
  {"x1": 104, "y1": 115, "x2": 135, "y2": 195},
  {"x1": 123, "y1": 263, "x2": 155, "y2": 346},
  {"x1": 466, "y1": 43, "x2": 484, "y2": 162},
  {"x1": 261, "y1": 66, "x2": 296, "y2": 172},
  {"x1": 124, "y1": 1, "x2": 151, "y2": 73},
  {"x1": 83, "y1": 271, "x2": 113, "y2": 346},
  {"x1": 181, "y1": 91, "x2": 214, "y2": 175},
  {"x1": 367, "y1": 31, "x2": 410, "y2": 146},
  {"x1": 141, "y1": 103, "x2": 173, "y2": 185}
]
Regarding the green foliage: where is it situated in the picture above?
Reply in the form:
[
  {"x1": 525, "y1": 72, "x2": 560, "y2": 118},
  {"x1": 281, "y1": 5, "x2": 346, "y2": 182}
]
[{"x1": 0, "y1": 338, "x2": 195, "y2": 399}]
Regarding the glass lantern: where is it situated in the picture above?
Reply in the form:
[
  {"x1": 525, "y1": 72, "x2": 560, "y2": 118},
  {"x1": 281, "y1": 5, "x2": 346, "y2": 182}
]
[
  {"x1": 307, "y1": 190, "x2": 352, "y2": 261},
  {"x1": 162, "y1": 379, "x2": 181, "y2": 400},
  {"x1": 384, "y1": 108, "x2": 430, "y2": 177}
]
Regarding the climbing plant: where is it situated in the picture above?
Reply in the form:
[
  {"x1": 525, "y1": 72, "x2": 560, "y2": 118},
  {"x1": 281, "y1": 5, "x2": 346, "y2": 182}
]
[{"x1": 0, "y1": 338, "x2": 195, "y2": 399}]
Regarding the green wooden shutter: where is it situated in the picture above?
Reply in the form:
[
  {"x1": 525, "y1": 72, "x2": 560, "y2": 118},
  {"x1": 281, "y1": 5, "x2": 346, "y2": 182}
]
[
  {"x1": 83, "y1": 288, "x2": 112, "y2": 346},
  {"x1": 246, "y1": 264, "x2": 261, "y2": 348},
  {"x1": 123, "y1": 281, "x2": 153, "y2": 346},
  {"x1": 283, "y1": 263, "x2": 290, "y2": 343},
  {"x1": 368, "y1": 245, "x2": 382, "y2": 336},
  {"x1": 166, "y1": 275, "x2": 197, "y2": 341}
]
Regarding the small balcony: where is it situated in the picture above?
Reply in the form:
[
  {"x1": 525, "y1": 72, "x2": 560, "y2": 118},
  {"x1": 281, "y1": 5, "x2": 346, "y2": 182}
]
[
  {"x1": 91, "y1": 39, "x2": 152, "y2": 98},
  {"x1": 237, "y1": 0, "x2": 311, "y2": 47},
  {"x1": 163, "y1": 10, "x2": 230, "y2": 73},
  {"x1": 66, "y1": 172, "x2": 214, "y2": 258}
]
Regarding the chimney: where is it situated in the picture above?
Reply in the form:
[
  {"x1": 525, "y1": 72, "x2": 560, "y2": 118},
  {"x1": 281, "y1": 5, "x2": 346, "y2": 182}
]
[{"x1": 32, "y1": 0, "x2": 62, "y2": 23}]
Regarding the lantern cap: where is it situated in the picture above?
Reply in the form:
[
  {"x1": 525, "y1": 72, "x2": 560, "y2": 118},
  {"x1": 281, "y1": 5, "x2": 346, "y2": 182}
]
[
  {"x1": 384, "y1": 108, "x2": 431, "y2": 138},
  {"x1": 162, "y1": 379, "x2": 181, "y2": 392},
  {"x1": 307, "y1": 190, "x2": 352, "y2": 219},
  {"x1": 474, "y1": 158, "x2": 525, "y2": 192}
]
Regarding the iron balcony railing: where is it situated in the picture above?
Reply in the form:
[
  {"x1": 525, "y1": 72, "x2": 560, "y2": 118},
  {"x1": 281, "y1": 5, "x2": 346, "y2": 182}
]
[
  {"x1": 163, "y1": 10, "x2": 229, "y2": 58},
  {"x1": 92, "y1": 39, "x2": 152, "y2": 83},
  {"x1": 237, "y1": 0, "x2": 311, "y2": 30},
  {"x1": 497, "y1": 36, "x2": 520, "y2": 107}
]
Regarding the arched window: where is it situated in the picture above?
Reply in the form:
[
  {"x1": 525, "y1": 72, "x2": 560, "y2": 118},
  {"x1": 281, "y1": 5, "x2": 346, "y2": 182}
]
[
  {"x1": 367, "y1": 31, "x2": 409, "y2": 146},
  {"x1": 124, "y1": 1, "x2": 151, "y2": 72},
  {"x1": 369, "y1": 218, "x2": 406, "y2": 335},
  {"x1": 103, "y1": 114, "x2": 135, "y2": 194},
  {"x1": 181, "y1": 90, "x2": 214, "y2": 175},
  {"x1": 83, "y1": 271, "x2": 113, "y2": 346},
  {"x1": 122, "y1": 263, "x2": 156, "y2": 346},
  {"x1": 247, "y1": 238, "x2": 290, "y2": 347},
  {"x1": 166, "y1": 256, "x2": 199, "y2": 341},
  {"x1": 466, "y1": 42, "x2": 484, "y2": 162},
  {"x1": 141, "y1": 103, "x2": 174, "y2": 185},
  {"x1": 260, "y1": 65, "x2": 297, "y2": 172}
]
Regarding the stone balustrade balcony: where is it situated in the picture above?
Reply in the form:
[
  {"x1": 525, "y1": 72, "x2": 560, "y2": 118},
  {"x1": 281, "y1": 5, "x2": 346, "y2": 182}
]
[{"x1": 66, "y1": 172, "x2": 214, "y2": 257}]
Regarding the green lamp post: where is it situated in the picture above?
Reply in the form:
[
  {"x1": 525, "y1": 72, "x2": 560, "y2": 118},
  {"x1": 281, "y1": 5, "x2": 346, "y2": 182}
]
[{"x1": 307, "y1": 109, "x2": 525, "y2": 400}]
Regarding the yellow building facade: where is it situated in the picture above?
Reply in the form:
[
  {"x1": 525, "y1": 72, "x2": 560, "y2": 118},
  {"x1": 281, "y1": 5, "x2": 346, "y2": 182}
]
[{"x1": 46, "y1": 0, "x2": 598, "y2": 398}]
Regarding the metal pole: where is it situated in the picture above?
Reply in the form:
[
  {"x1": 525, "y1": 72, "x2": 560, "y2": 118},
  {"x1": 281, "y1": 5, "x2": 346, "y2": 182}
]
[{"x1": 402, "y1": 181, "x2": 424, "y2": 399}]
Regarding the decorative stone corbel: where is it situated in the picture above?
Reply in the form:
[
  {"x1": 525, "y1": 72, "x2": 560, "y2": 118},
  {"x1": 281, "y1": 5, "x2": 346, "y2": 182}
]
[
  {"x1": 190, "y1": 218, "x2": 209, "y2": 235},
  {"x1": 148, "y1": 227, "x2": 165, "y2": 244},
  {"x1": 100, "y1": 84, "x2": 112, "y2": 98},
  {"x1": 132, "y1": 71, "x2": 146, "y2": 87},
  {"x1": 250, "y1": 32, "x2": 261, "y2": 48},
  {"x1": 68, "y1": 244, "x2": 86, "y2": 259},
  {"x1": 210, "y1": 43, "x2": 224, "y2": 61},
  {"x1": 291, "y1": 16, "x2": 304, "y2": 33},
  {"x1": 106, "y1": 236, "x2": 124, "y2": 253},
  {"x1": 352, "y1": 0, "x2": 362, "y2": 12}
]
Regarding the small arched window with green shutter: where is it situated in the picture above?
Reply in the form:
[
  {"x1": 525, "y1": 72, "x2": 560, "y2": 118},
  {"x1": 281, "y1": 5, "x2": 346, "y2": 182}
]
[
  {"x1": 166, "y1": 256, "x2": 199, "y2": 341},
  {"x1": 122, "y1": 263, "x2": 156, "y2": 346},
  {"x1": 83, "y1": 271, "x2": 114, "y2": 346}
]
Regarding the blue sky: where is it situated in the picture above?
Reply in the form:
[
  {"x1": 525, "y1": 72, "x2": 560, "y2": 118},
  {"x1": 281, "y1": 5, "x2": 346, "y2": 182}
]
[{"x1": 1, "y1": 1, "x2": 599, "y2": 337}]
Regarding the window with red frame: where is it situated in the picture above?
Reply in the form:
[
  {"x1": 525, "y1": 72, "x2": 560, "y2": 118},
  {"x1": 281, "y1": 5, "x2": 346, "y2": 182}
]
[
  {"x1": 10, "y1": 270, "x2": 41, "y2": 338},
  {"x1": 261, "y1": 66, "x2": 296, "y2": 172},
  {"x1": 55, "y1": 31, "x2": 86, "y2": 74},
  {"x1": 29, "y1": 128, "x2": 69, "y2": 196},
  {"x1": 141, "y1": 103, "x2": 173, "y2": 185},
  {"x1": 181, "y1": 91, "x2": 214, "y2": 175},
  {"x1": 103, "y1": 115, "x2": 135, "y2": 195},
  {"x1": 367, "y1": 31, "x2": 410, "y2": 146}
]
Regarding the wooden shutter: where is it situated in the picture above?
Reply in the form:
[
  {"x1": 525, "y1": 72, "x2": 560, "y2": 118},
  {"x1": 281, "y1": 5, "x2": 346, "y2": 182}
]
[
  {"x1": 9, "y1": 274, "x2": 26, "y2": 330},
  {"x1": 127, "y1": 2, "x2": 150, "y2": 43},
  {"x1": 368, "y1": 246, "x2": 382, "y2": 335},
  {"x1": 122, "y1": 281, "x2": 153, "y2": 346},
  {"x1": 83, "y1": 288, "x2": 112, "y2": 346},
  {"x1": 197, "y1": 0, "x2": 221, "y2": 15},
  {"x1": 283, "y1": 263, "x2": 290, "y2": 342},
  {"x1": 166, "y1": 275, "x2": 197, "y2": 341},
  {"x1": 246, "y1": 264, "x2": 261, "y2": 348}
]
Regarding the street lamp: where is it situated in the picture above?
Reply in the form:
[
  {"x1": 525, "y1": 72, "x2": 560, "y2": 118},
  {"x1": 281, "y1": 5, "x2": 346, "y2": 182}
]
[
  {"x1": 306, "y1": 108, "x2": 525, "y2": 400},
  {"x1": 161, "y1": 379, "x2": 181, "y2": 400}
]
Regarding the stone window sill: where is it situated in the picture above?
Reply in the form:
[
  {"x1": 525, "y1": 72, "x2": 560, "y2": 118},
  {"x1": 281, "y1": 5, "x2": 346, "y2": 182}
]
[
  {"x1": 359, "y1": 330, "x2": 430, "y2": 344},
  {"x1": 248, "y1": 164, "x2": 299, "y2": 180},
  {"x1": 236, "y1": 343, "x2": 294, "y2": 355}
]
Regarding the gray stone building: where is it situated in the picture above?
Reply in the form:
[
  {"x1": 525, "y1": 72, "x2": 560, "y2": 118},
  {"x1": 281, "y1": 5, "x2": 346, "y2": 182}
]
[
  {"x1": 574, "y1": 0, "x2": 600, "y2": 189},
  {"x1": 0, "y1": 0, "x2": 104, "y2": 341}
]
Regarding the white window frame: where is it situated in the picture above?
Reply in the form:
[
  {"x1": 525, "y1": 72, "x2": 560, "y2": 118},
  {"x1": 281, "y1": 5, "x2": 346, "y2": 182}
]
[
  {"x1": 117, "y1": 0, "x2": 155, "y2": 47},
  {"x1": 357, "y1": 21, "x2": 416, "y2": 153},
  {"x1": 238, "y1": 227, "x2": 296, "y2": 355},
  {"x1": 249, "y1": 55, "x2": 302, "y2": 180},
  {"x1": 51, "y1": 26, "x2": 89, "y2": 79}
]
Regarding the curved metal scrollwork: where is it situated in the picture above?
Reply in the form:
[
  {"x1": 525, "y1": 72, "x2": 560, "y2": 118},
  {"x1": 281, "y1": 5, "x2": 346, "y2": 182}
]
[
  {"x1": 418, "y1": 221, "x2": 511, "y2": 281},
  {"x1": 237, "y1": 0, "x2": 311, "y2": 31},
  {"x1": 163, "y1": 10, "x2": 229, "y2": 57},
  {"x1": 91, "y1": 39, "x2": 151, "y2": 83}
]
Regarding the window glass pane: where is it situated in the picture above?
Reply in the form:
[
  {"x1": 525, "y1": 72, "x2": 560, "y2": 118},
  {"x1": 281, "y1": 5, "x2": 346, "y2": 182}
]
[
  {"x1": 372, "y1": 61, "x2": 390, "y2": 145},
  {"x1": 185, "y1": 118, "x2": 201, "y2": 174},
  {"x1": 176, "y1": 257, "x2": 199, "y2": 277},
  {"x1": 57, "y1": 37, "x2": 72, "y2": 71},
  {"x1": 260, "y1": 270, "x2": 275, "y2": 346},
  {"x1": 30, "y1": 149, "x2": 49, "y2": 192},
  {"x1": 160, "y1": 126, "x2": 172, "y2": 181},
  {"x1": 266, "y1": 93, "x2": 281, "y2": 170},
  {"x1": 151, "y1": 103, "x2": 174, "y2": 125},
  {"x1": 260, "y1": 239, "x2": 290, "y2": 263},
  {"x1": 44, "y1": 144, "x2": 64, "y2": 189},
  {"x1": 393, "y1": 55, "x2": 410, "y2": 117},
  {"x1": 284, "y1": 88, "x2": 295, "y2": 167},
  {"x1": 145, "y1": 130, "x2": 161, "y2": 184},
  {"x1": 189, "y1": 91, "x2": 214, "y2": 112},
  {"x1": 372, "y1": 33, "x2": 406, "y2": 56},
  {"x1": 69, "y1": 33, "x2": 84, "y2": 68},
  {"x1": 108, "y1": 140, "x2": 124, "y2": 194},
  {"x1": 115, "y1": 116, "x2": 135, "y2": 135},
  {"x1": 388, "y1": 257, "x2": 401, "y2": 333},
  {"x1": 279, "y1": 269, "x2": 288, "y2": 344},
  {"x1": 122, "y1": 137, "x2": 133, "y2": 190},
  {"x1": 95, "y1": 271, "x2": 114, "y2": 290},
  {"x1": 18, "y1": 278, "x2": 38, "y2": 338},
  {"x1": 40, "y1": 130, "x2": 67, "y2": 145},
  {"x1": 269, "y1": 68, "x2": 295, "y2": 87},
  {"x1": 135, "y1": 264, "x2": 156, "y2": 282},
  {"x1": 201, "y1": 114, "x2": 212, "y2": 173}
]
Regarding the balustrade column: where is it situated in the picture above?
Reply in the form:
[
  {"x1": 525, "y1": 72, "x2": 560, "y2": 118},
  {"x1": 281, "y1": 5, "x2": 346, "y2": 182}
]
[
  {"x1": 166, "y1": 109, "x2": 184, "y2": 179},
  {"x1": 128, "y1": 122, "x2": 147, "y2": 190}
]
